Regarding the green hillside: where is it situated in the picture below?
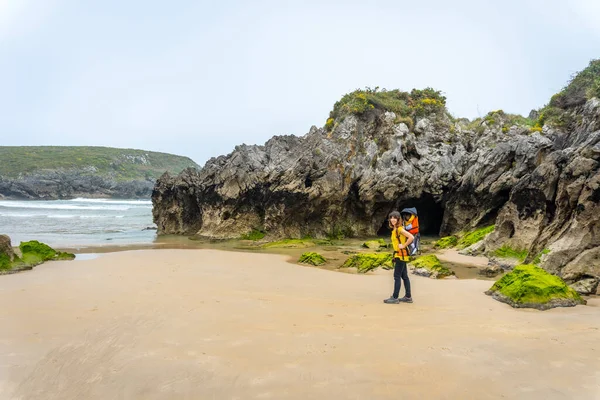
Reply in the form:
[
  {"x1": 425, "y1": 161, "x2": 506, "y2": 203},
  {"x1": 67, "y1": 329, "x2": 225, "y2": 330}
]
[{"x1": 0, "y1": 146, "x2": 200, "y2": 180}]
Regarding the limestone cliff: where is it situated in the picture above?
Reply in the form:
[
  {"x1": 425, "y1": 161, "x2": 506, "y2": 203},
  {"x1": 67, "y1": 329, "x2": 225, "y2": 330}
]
[{"x1": 152, "y1": 60, "x2": 600, "y2": 287}]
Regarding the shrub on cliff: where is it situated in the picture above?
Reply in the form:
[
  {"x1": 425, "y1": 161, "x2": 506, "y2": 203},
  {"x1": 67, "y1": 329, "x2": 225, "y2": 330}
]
[
  {"x1": 326, "y1": 87, "x2": 447, "y2": 131},
  {"x1": 485, "y1": 264, "x2": 585, "y2": 310},
  {"x1": 528, "y1": 59, "x2": 600, "y2": 130},
  {"x1": 550, "y1": 59, "x2": 600, "y2": 109}
]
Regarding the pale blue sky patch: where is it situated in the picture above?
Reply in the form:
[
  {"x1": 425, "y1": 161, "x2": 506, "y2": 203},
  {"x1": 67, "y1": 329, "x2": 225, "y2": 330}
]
[{"x1": 0, "y1": 0, "x2": 599, "y2": 165}]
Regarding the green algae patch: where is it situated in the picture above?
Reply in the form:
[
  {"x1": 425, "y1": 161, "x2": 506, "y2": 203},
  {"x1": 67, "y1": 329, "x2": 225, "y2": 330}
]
[
  {"x1": 532, "y1": 248, "x2": 551, "y2": 265},
  {"x1": 485, "y1": 264, "x2": 586, "y2": 310},
  {"x1": 0, "y1": 253, "x2": 11, "y2": 270},
  {"x1": 493, "y1": 245, "x2": 528, "y2": 262},
  {"x1": 362, "y1": 239, "x2": 387, "y2": 250},
  {"x1": 19, "y1": 240, "x2": 75, "y2": 266},
  {"x1": 263, "y1": 239, "x2": 316, "y2": 249},
  {"x1": 341, "y1": 253, "x2": 392, "y2": 273},
  {"x1": 456, "y1": 225, "x2": 495, "y2": 249},
  {"x1": 240, "y1": 229, "x2": 266, "y2": 241},
  {"x1": 56, "y1": 252, "x2": 76, "y2": 261},
  {"x1": 263, "y1": 238, "x2": 333, "y2": 249},
  {"x1": 410, "y1": 254, "x2": 455, "y2": 279},
  {"x1": 298, "y1": 252, "x2": 327, "y2": 266},
  {"x1": 382, "y1": 259, "x2": 394, "y2": 270},
  {"x1": 434, "y1": 236, "x2": 458, "y2": 249}
]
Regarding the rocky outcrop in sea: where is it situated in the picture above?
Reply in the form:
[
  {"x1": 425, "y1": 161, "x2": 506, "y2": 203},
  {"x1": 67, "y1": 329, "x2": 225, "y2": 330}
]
[{"x1": 0, "y1": 169, "x2": 154, "y2": 199}]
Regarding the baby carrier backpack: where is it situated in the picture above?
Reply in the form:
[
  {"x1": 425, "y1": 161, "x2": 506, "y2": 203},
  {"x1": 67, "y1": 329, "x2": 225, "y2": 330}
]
[{"x1": 400, "y1": 207, "x2": 420, "y2": 256}]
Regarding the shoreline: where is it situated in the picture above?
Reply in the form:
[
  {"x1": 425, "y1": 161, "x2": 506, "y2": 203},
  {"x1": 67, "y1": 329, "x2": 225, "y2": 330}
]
[{"x1": 55, "y1": 236, "x2": 496, "y2": 280}]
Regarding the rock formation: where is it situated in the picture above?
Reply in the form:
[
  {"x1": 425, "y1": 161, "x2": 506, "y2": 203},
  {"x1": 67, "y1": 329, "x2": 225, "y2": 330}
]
[{"x1": 152, "y1": 60, "x2": 600, "y2": 287}]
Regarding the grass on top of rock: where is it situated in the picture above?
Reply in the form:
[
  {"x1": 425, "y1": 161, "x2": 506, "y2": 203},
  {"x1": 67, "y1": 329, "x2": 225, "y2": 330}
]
[
  {"x1": 485, "y1": 264, "x2": 585, "y2": 310},
  {"x1": 493, "y1": 245, "x2": 529, "y2": 262},
  {"x1": 410, "y1": 254, "x2": 455, "y2": 279},
  {"x1": 326, "y1": 87, "x2": 447, "y2": 131},
  {"x1": 0, "y1": 146, "x2": 199, "y2": 180},
  {"x1": 19, "y1": 240, "x2": 75, "y2": 266},
  {"x1": 341, "y1": 253, "x2": 392, "y2": 274},
  {"x1": 298, "y1": 252, "x2": 327, "y2": 266},
  {"x1": 456, "y1": 225, "x2": 495, "y2": 249}
]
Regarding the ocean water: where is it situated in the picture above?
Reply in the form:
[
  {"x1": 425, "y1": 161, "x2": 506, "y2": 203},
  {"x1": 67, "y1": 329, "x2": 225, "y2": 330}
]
[{"x1": 0, "y1": 198, "x2": 156, "y2": 248}]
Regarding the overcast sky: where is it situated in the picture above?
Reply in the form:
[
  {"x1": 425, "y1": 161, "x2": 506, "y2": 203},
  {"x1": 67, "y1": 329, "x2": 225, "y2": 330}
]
[{"x1": 1, "y1": 0, "x2": 599, "y2": 165}]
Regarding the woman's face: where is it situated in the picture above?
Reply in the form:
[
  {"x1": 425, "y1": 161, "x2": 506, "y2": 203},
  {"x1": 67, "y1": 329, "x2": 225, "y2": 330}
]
[
  {"x1": 390, "y1": 216, "x2": 399, "y2": 226},
  {"x1": 402, "y1": 213, "x2": 410, "y2": 221}
]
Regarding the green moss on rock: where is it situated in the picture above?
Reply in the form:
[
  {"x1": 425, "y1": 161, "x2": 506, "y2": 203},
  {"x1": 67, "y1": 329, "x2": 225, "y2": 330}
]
[
  {"x1": 240, "y1": 229, "x2": 266, "y2": 241},
  {"x1": 362, "y1": 239, "x2": 387, "y2": 250},
  {"x1": 262, "y1": 238, "x2": 334, "y2": 249},
  {"x1": 263, "y1": 239, "x2": 316, "y2": 249},
  {"x1": 456, "y1": 225, "x2": 495, "y2": 249},
  {"x1": 298, "y1": 252, "x2": 327, "y2": 266},
  {"x1": 493, "y1": 245, "x2": 528, "y2": 262},
  {"x1": 341, "y1": 253, "x2": 392, "y2": 273},
  {"x1": 382, "y1": 259, "x2": 394, "y2": 270},
  {"x1": 56, "y1": 252, "x2": 76, "y2": 261},
  {"x1": 434, "y1": 236, "x2": 458, "y2": 249},
  {"x1": 19, "y1": 240, "x2": 75, "y2": 266},
  {"x1": 0, "y1": 253, "x2": 11, "y2": 270},
  {"x1": 410, "y1": 255, "x2": 455, "y2": 279},
  {"x1": 532, "y1": 248, "x2": 551, "y2": 265},
  {"x1": 485, "y1": 264, "x2": 586, "y2": 310}
]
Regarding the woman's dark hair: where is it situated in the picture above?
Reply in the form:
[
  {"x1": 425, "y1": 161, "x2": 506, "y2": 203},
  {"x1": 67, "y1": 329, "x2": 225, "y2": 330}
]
[{"x1": 388, "y1": 211, "x2": 401, "y2": 229}]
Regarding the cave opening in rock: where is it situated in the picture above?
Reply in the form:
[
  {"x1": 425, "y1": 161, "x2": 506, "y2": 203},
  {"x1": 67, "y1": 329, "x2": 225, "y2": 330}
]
[
  {"x1": 376, "y1": 194, "x2": 444, "y2": 237},
  {"x1": 304, "y1": 176, "x2": 313, "y2": 188},
  {"x1": 498, "y1": 221, "x2": 515, "y2": 238},
  {"x1": 181, "y1": 194, "x2": 202, "y2": 234}
]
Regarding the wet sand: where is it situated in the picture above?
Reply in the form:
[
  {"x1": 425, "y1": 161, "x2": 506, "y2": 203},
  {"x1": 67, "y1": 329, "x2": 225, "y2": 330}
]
[
  {"x1": 436, "y1": 248, "x2": 490, "y2": 268},
  {"x1": 1, "y1": 249, "x2": 599, "y2": 399}
]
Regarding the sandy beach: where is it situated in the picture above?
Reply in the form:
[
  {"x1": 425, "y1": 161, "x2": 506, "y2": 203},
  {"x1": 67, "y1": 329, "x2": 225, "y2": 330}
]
[{"x1": 1, "y1": 249, "x2": 599, "y2": 400}]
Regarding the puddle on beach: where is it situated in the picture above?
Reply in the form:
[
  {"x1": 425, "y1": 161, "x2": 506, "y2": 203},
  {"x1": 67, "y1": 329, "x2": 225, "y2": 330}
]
[{"x1": 63, "y1": 235, "x2": 495, "y2": 280}]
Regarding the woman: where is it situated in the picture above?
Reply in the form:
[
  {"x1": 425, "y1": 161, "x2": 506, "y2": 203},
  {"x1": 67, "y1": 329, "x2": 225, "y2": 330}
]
[{"x1": 384, "y1": 211, "x2": 414, "y2": 304}]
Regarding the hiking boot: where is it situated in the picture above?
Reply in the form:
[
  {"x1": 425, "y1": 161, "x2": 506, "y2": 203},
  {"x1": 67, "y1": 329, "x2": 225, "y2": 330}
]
[
  {"x1": 399, "y1": 296, "x2": 413, "y2": 303},
  {"x1": 383, "y1": 296, "x2": 400, "y2": 304}
]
